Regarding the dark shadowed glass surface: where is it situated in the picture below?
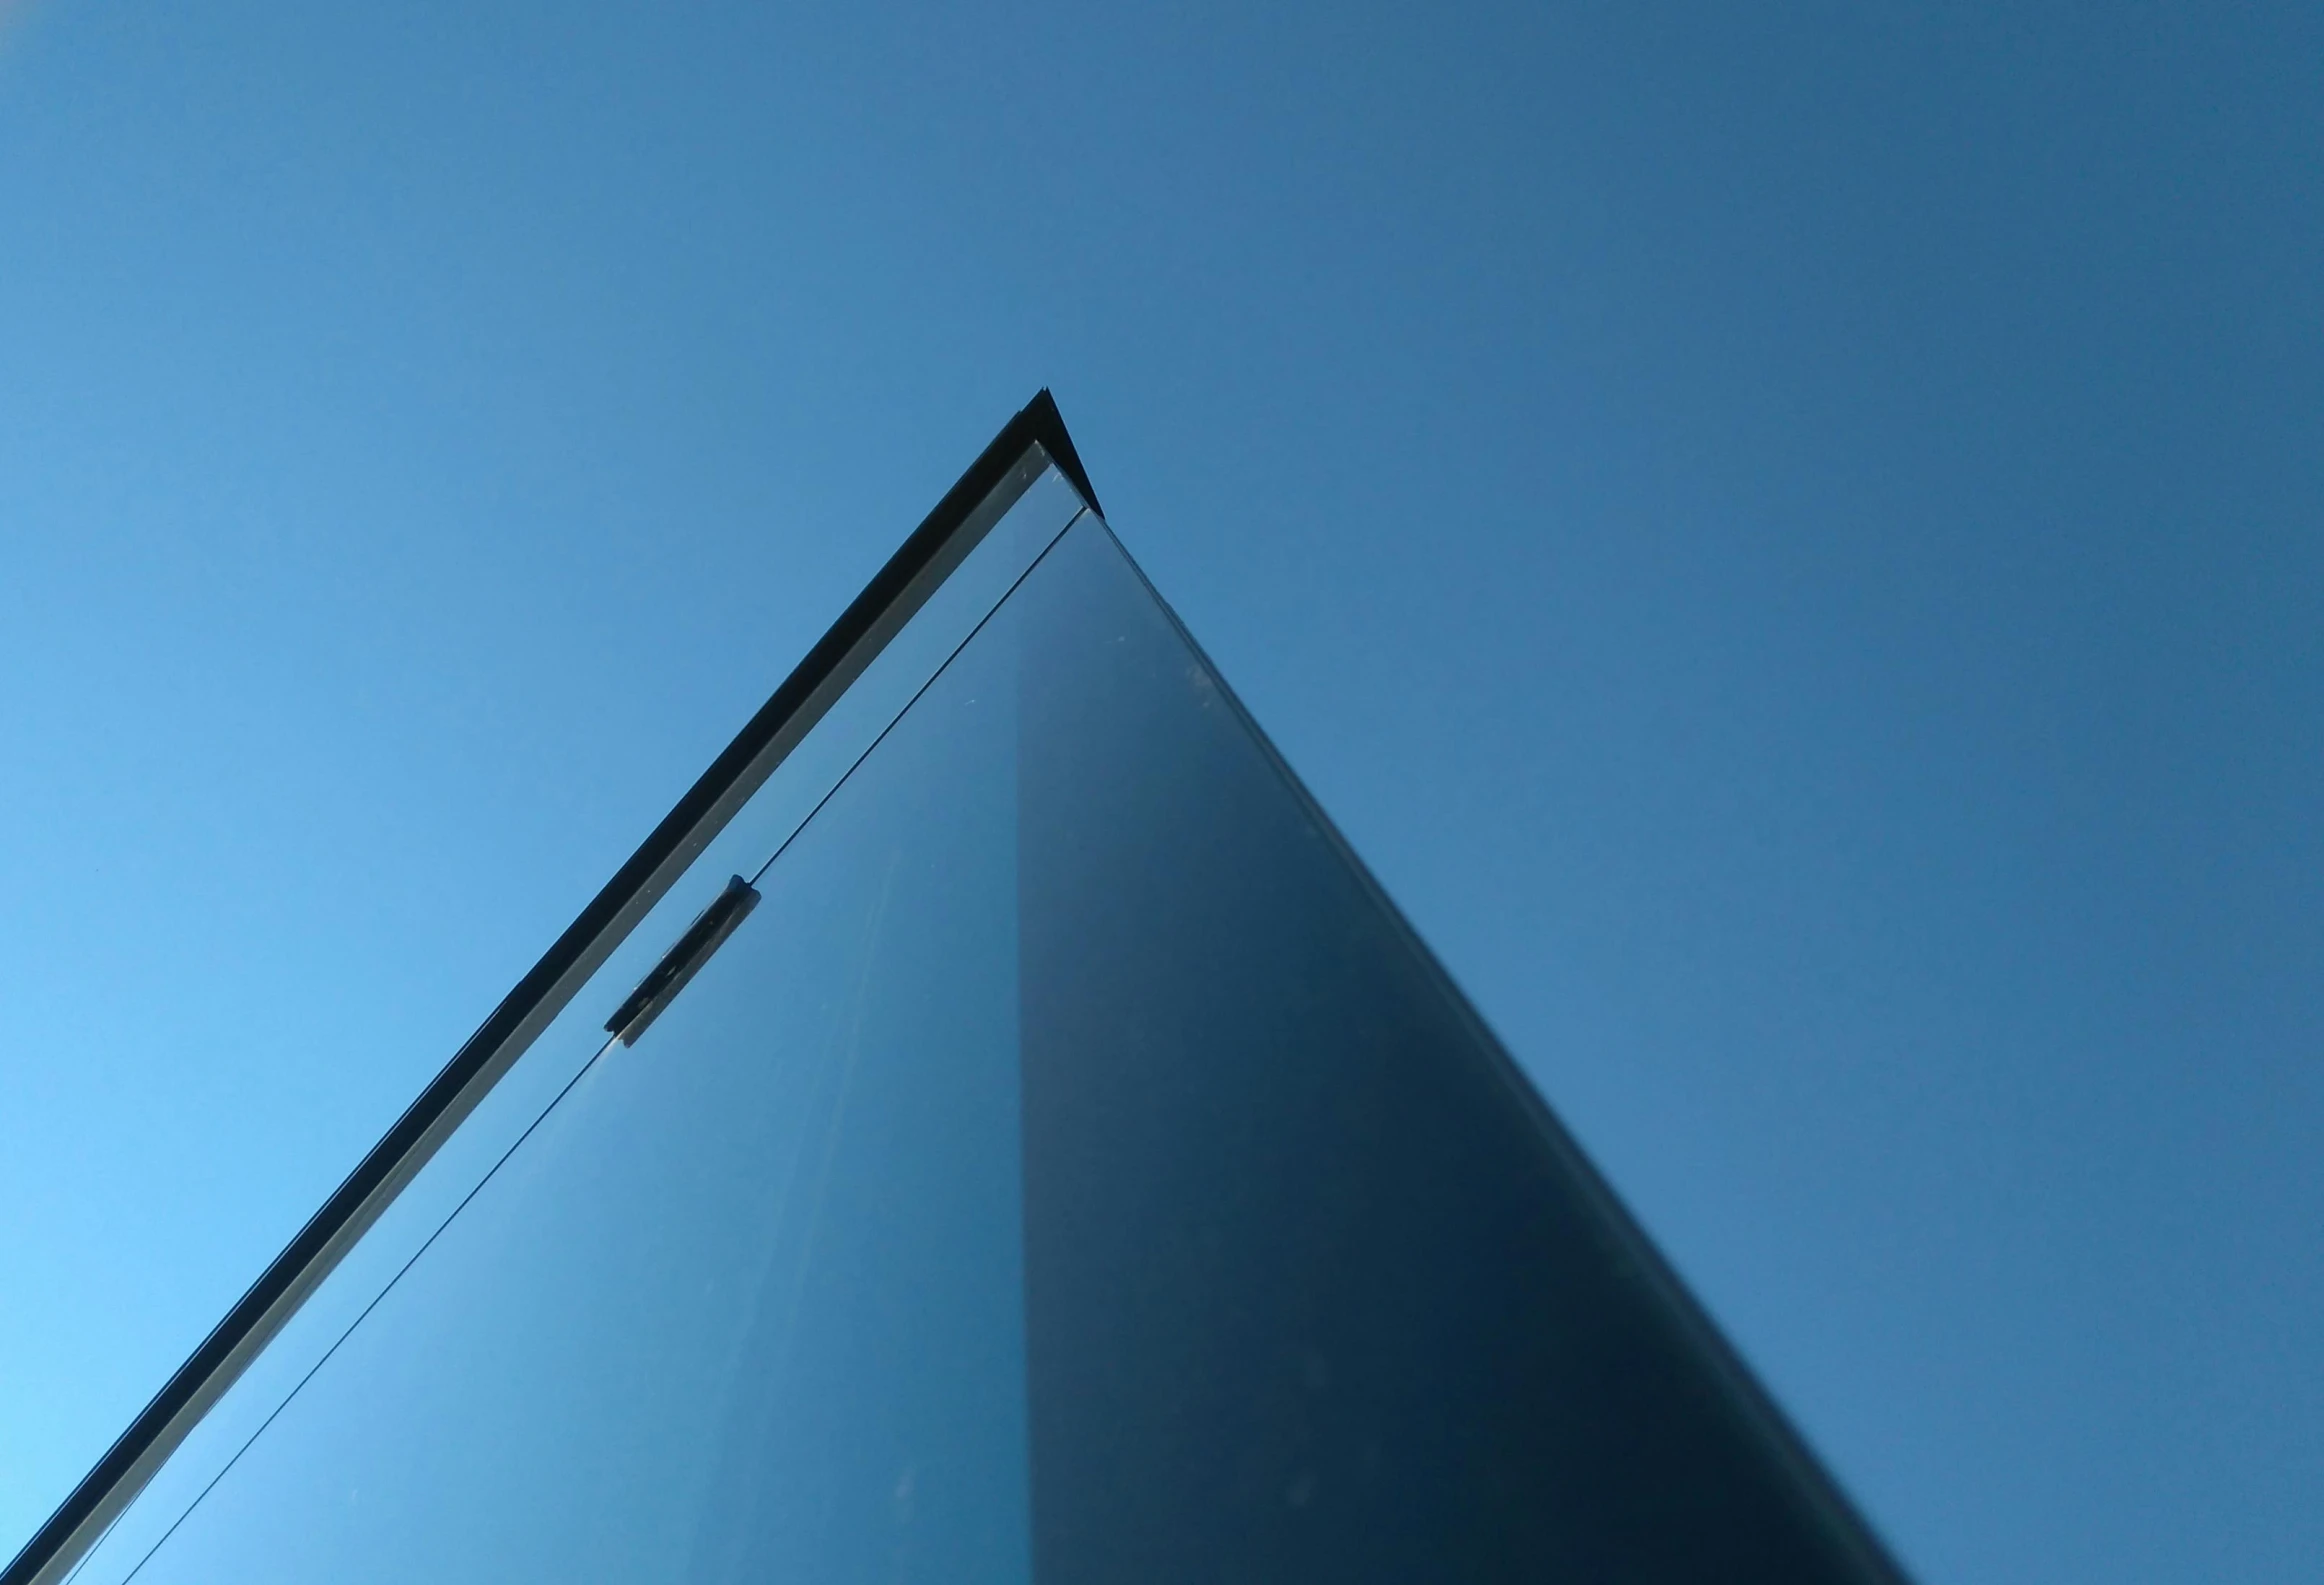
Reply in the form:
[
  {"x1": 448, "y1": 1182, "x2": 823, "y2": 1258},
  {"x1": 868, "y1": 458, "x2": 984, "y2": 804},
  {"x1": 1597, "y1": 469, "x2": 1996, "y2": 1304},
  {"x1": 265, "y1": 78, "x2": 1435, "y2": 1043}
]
[
  {"x1": 1014, "y1": 522, "x2": 1893, "y2": 1584},
  {"x1": 97, "y1": 513, "x2": 1899, "y2": 1585}
]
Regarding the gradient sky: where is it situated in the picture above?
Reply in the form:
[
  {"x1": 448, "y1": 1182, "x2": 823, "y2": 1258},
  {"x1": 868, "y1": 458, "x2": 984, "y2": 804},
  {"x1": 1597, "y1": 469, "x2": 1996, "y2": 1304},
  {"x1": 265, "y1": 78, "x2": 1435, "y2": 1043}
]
[{"x1": 1, "y1": 3, "x2": 2318, "y2": 1581}]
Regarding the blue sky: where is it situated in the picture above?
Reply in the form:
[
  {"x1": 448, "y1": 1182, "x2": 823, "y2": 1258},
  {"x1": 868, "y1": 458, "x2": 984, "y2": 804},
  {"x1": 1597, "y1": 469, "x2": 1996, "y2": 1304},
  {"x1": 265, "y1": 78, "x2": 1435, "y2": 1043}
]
[{"x1": 1, "y1": 2, "x2": 2318, "y2": 1580}]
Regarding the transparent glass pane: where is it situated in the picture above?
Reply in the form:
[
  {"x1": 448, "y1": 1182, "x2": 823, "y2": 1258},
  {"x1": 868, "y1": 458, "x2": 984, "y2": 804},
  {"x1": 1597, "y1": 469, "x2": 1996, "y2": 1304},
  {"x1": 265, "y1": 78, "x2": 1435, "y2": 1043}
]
[
  {"x1": 71, "y1": 466, "x2": 1078, "y2": 1585},
  {"x1": 119, "y1": 575, "x2": 1029, "y2": 1585}
]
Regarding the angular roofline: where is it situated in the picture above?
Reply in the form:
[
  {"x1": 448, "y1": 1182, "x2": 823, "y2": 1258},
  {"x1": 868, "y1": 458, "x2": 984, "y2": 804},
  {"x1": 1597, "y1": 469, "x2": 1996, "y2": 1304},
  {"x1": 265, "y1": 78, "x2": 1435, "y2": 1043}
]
[{"x1": 3, "y1": 390, "x2": 1101, "y2": 1585}]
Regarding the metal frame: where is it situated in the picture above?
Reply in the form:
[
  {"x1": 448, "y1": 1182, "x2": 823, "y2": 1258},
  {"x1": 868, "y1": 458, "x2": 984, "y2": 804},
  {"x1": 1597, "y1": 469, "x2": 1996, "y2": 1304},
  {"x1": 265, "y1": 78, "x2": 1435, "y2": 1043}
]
[{"x1": 3, "y1": 391, "x2": 1102, "y2": 1585}]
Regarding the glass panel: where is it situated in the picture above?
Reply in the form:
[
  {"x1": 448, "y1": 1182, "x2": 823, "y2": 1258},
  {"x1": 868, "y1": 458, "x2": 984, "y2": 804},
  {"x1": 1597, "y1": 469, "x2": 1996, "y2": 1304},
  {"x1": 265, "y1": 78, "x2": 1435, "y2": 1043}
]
[
  {"x1": 90, "y1": 505, "x2": 1890, "y2": 1585},
  {"x1": 1010, "y1": 520, "x2": 1888, "y2": 1583},
  {"x1": 69, "y1": 465, "x2": 1078, "y2": 1585},
  {"x1": 116, "y1": 575, "x2": 1028, "y2": 1585}
]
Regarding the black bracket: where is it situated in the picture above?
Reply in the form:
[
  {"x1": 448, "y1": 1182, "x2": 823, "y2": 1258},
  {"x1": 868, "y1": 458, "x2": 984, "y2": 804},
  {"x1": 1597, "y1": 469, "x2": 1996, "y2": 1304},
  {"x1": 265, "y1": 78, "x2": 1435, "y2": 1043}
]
[{"x1": 604, "y1": 875, "x2": 761, "y2": 1046}]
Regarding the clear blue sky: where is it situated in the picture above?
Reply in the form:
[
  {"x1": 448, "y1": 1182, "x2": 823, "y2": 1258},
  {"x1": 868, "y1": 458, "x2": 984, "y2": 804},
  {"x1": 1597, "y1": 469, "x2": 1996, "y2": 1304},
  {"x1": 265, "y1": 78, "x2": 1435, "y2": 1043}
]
[{"x1": 1, "y1": 2, "x2": 2317, "y2": 1580}]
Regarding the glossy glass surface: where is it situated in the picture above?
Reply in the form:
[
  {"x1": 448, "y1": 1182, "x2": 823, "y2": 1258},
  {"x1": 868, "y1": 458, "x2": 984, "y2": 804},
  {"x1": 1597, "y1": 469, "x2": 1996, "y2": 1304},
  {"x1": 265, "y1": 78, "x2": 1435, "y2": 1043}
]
[
  {"x1": 66, "y1": 465, "x2": 1081, "y2": 1585},
  {"x1": 1013, "y1": 523, "x2": 1886, "y2": 1583},
  {"x1": 124, "y1": 574, "x2": 1029, "y2": 1585},
  {"x1": 94, "y1": 508, "x2": 1894, "y2": 1585}
]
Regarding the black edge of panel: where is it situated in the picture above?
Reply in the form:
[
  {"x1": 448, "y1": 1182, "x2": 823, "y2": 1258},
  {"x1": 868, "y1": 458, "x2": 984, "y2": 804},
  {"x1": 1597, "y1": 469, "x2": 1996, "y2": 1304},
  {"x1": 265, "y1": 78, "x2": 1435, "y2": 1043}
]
[
  {"x1": 1022, "y1": 391, "x2": 1102, "y2": 521},
  {"x1": 1084, "y1": 519, "x2": 1916, "y2": 1585},
  {"x1": 2, "y1": 389, "x2": 1100, "y2": 1585}
]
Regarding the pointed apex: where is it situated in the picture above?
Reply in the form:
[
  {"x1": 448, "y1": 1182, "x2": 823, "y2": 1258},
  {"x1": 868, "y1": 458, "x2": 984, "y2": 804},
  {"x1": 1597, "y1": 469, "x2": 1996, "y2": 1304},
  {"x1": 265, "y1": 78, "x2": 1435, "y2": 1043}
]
[{"x1": 1017, "y1": 389, "x2": 1104, "y2": 520}]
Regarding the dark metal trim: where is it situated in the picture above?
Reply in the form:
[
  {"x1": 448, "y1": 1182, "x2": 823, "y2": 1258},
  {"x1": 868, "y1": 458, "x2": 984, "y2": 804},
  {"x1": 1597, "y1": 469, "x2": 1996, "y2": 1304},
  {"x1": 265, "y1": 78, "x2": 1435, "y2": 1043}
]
[
  {"x1": 606, "y1": 875, "x2": 760, "y2": 1047},
  {"x1": 3, "y1": 389, "x2": 1100, "y2": 1585}
]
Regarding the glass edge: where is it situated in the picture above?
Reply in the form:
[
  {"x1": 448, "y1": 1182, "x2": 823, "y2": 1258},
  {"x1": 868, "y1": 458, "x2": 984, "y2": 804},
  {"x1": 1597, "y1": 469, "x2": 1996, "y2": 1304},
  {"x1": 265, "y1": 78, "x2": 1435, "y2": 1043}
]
[
  {"x1": 81, "y1": 481, "x2": 1090, "y2": 1585},
  {"x1": 13, "y1": 433, "x2": 1080, "y2": 1585}
]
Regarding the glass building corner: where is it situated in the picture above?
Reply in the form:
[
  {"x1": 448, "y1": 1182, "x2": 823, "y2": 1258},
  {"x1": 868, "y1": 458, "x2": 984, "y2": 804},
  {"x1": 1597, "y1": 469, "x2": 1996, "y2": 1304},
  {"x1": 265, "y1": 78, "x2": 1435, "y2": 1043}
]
[{"x1": 9, "y1": 393, "x2": 1910, "y2": 1585}]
